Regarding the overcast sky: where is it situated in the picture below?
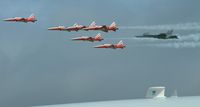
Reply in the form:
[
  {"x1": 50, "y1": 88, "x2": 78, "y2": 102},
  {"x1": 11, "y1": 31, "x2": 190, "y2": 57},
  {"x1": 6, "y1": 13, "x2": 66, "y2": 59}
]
[{"x1": 0, "y1": 0, "x2": 200, "y2": 107}]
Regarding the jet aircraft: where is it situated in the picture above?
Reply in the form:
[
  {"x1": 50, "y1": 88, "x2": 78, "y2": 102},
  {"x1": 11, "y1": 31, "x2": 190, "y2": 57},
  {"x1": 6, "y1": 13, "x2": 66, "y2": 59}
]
[
  {"x1": 94, "y1": 40, "x2": 125, "y2": 49},
  {"x1": 72, "y1": 33, "x2": 103, "y2": 42},
  {"x1": 135, "y1": 30, "x2": 178, "y2": 39},
  {"x1": 101, "y1": 22, "x2": 119, "y2": 32},
  {"x1": 83, "y1": 21, "x2": 107, "y2": 31},
  {"x1": 48, "y1": 26, "x2": 66, "y2": 31},
  {"x1": 3, "y1": 14, "x2": 37, "y2": 23},
  {"x1": 48, "y1": 23, "x2": 86, "y2": 31},
  {"x1": 65, "y1": 23, "x2": 86, "y2": 32}
]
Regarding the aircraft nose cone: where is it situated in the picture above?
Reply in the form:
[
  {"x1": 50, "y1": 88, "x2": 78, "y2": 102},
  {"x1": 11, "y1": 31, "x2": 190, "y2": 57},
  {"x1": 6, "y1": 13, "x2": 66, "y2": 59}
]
[
  {"x1": 48, "y1": 27, "x2": 54, "y2": 30},
  {"x1": 93, "y1": 46, "x2": 99, "y2": 48},
  {"x1": 3, "y1": 18, "x2": 9, "y2": 21}
]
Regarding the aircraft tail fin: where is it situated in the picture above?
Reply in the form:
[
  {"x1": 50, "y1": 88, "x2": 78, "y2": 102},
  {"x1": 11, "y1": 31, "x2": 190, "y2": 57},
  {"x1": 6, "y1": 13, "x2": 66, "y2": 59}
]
[
  {"x1": 166, "y1": 29, "x2": 173, "y2": 35},
  {"x1": 110, "y1": 22, "x2": 117, "y2": 27},
  {"x1": 95, "y1": 33, "x2": 102, "y2": 39},
  {"x1": 143, "y1": 32, "x2": 150, "y2": 36},
  {"x1": 29, "y1": 13, "x2": 35, "y2": 18},
  {"x1": 89, "y1": 21, "x2": 96, "y2": 27},
  {"x1": 146, "y1": 86, "x2": 166, "y2": 99},
  {"x1": 73, "y1": 23, "x2": 78, "y2": 26},
  {"x1": 117, "y1": 40, "x2": 124, "y2": 45}
]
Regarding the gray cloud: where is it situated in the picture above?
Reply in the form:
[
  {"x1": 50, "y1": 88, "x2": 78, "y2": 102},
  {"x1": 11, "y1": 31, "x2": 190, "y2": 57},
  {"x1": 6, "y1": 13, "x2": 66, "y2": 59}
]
[{"x1": 0, "y1": 0, "x2": 200, "y2": 107}]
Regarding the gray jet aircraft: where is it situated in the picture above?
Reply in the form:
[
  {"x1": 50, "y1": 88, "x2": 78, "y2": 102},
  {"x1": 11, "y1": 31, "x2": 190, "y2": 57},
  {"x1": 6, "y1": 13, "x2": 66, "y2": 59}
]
[{"x1": 136, "y1": 30, "x2": 178, "y2": 39}]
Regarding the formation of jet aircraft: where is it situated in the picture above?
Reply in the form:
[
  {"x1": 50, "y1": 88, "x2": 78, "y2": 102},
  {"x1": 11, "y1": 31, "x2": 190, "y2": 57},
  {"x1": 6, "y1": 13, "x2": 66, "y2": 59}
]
[
  {"x1": 47, "y1": 21, "x2": 123, "y2": 49},
  {"x1": 3, "y1": 11, "x2": 199, "y2": 107},
  {"x1": 48, "y1": 21, "x2": 118, "y2": 32},
  {"x1": 3, "y1": 14, "x2": 124, "y2": 49},
  {"x1": 3, "y1": 14, "x2": 37, "y2": 23},
  {"x1": 3, "y1": 14, "x2": 182, "y2": 50},
  {"x1": 135, "y1": 30, "x2": 179, "y2": 39}
]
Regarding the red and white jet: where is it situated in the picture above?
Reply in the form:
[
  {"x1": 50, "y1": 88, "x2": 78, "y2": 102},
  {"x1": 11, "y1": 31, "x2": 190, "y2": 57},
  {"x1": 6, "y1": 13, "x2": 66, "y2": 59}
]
[
  {"x1": 72, "y1": 33, "x2": 103, "y2": 42},
  {"x1": 48, "y1": 26, "x2": 66, "y2": 31},
  {"x1": 83, "y1": 21, "x2": 107, "y2": 31},
  {"x1": 65, "y1": 23, "x2": 86, "y2": 32},
  {"x1": 94, "y1": 40, "x2": 126, "y2": 49},
  {"x1": 48, "y1": 23, "x2": 86, "y2": 32},
  {"x1": 101, "y1": 22, "x2": 119, "y2": 32},
  {"x1": 3, "y1": 14, "x2": 37, "y2": 23}
]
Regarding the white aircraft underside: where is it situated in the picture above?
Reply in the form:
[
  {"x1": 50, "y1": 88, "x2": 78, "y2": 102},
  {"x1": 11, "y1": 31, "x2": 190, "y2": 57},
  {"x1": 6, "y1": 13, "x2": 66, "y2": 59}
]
[
  {"x1": 34, "y1": 87, "x2": 200, "y2": 107},
  {"x1": 34, "y1": 96, "x2": 200, "y2": 107}
]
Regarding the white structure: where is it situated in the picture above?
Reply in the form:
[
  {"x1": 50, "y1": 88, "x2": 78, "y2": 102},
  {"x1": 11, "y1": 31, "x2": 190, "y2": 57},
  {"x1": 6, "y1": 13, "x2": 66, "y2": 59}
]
[{"x1": 146, "y1": 86, "x2": 166, "y2": 98}]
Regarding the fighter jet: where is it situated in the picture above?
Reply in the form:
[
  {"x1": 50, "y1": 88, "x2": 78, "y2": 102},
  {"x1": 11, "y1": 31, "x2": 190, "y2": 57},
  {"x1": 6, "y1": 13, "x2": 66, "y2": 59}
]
[
  {"x1": 101, "y1": 22, "x2": 119, "y2": 32},
  {"x1": 72, "y1": 33, "x2": 103, "y2": 42},
  {"x1": 83, "y1": 21, "x2": 107, "y2": 31},
  {"x1": 94, "y1": 40, "x2": 125, "y2": 49},
  {"x1": 3, "y1": 14, "x2": 37, "y2": 23},
  {"x1": 48, "y1": 26, "x2": 66, "y2": 31},
  {"x1": 65, "y1": 23, "x2": 86, "y2": 32},
  {"x1": 135, "y1": 30, "x2": 178, "y2": 39},
  {"x1": 48, "y1": 23, "x2": 86, "y2": 31}
]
